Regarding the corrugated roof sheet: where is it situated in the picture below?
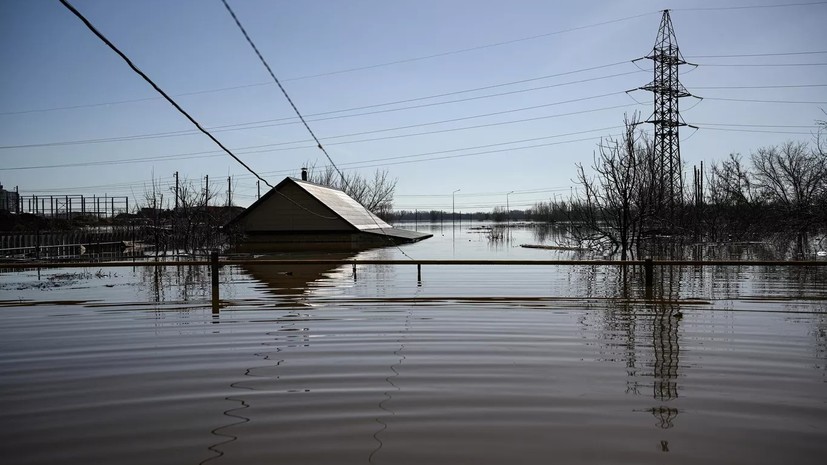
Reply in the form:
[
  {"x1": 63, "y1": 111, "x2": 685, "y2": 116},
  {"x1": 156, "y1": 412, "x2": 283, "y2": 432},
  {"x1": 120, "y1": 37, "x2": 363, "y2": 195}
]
[{"x1": 293, "y1": 180, "x2": 392, "y2": 231}]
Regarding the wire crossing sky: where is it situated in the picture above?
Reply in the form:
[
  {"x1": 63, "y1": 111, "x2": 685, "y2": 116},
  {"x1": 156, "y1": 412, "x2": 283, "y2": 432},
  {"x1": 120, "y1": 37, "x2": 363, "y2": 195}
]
[
  {"x1": 1, "y1": 0, "x2": 825, "y2": 212},
  {"x1": 57, "y1": 0, "x2": 274, "y2": 190}
]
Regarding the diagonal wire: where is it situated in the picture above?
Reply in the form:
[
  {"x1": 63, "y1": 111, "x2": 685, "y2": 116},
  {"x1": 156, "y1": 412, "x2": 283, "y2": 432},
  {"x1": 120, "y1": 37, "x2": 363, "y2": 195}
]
[
  {"x1": 58, "y1": 0, "x2": 344, "y2": 220},
  {"x1": 221, "y1": 0, "x2": 415, "y2": 259},
  {"x1": 220, "y1": 0, "x2": 348, "y2": 189},
  {"x1": 57, "y1": 0, "x2": 272, "y2": 190}
]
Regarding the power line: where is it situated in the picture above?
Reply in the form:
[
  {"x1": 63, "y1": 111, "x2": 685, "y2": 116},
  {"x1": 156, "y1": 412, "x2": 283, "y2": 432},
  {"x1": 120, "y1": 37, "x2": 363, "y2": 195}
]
[
  {"x1": 705, "y1": 97, "x2": 827, "y2": 104},
  {"x1": 696, "y1": 122, "x2": 819, "y2": 128},
  {"x1": 177, "y1": 69, "x2": 640, "y2": 134},
  {"x1": 289, "y1": 133, "x2": 626, "y2": 172},
  {"x1": 2, "y1": 125, "x2": 620, "y2": 172},
  {"x1": 288, "y1": 126, "x2": 623, "y2": 171},
  {"x1": 1, "y1": 60, "x2": 637, "y2": 141},
  {"x1": 57, "y1": 0, "x2": 346, "y2": 220},
  {"x1": 5, "y1": 5, "x2": 824, "y2": 116},
  {"x1": 295, "y1": 92, "x2": 626, "y2": 143},
  {"x1": 57, "y1": 0, "x2": 273, "y2": 189},
  {"x1": 48, "y1": 117, "x2": 819, "y2": 190},
  {"x1": 0, "y1": 90, "x2": 632, "y2": 149},
  {"x1": 696, "y1": 126, "x2": 814, "y2": 135},
  {"x1": 674, "y1": 1, "x2": 827, "y2": 11},
  {"x1": 220, "y1": 0, "x2": 348, "y2": 188},
  {"x1": 221, "y1": 0, "x2": 404, "y2": 249},
  {"x1": 277, "y1": 4, "x2": 825, "y2": 82},
  {"x1": 693, "y1": 83, "x2": 827, "y2": 89},
  {"x1": 397, "y1": 187, "x2": 574, "y2": 198},
  {"x1": 278, "y1": 12, "x2": 657, "y2": 82},
  {"x1": 0, "y1": 60, "x2": 631, "y2": 118},
  {"x1": 687, "y1": 50, "x2": 827, "y2": 58},
  {"x1": 211, "y1": 71, "x2": 642, "y2": 131},
  {"x1": 1, "y1": 101, "x2": 642, "y2": 173},
  {"x1": 244, "y1": 102, "x2": 641, "y2": 151},
  {"x1": 20, "y1": 116, "x2": 814, "y2": 197},
  {"x1": 0, "y1": 81, "x2": 272, "y2": 116},
  {"x1": 7, "y1": 61, "x2": 820, "y2": 151},
  {"x1": 15, "y1": 128, "x2": 621, "y2": 194},
  {"x1": 699, "y1": 62, "x2": 827, "y2": 67},
  {"x1": 287, "y1": 62, "x2": 634, "y2": 117}
]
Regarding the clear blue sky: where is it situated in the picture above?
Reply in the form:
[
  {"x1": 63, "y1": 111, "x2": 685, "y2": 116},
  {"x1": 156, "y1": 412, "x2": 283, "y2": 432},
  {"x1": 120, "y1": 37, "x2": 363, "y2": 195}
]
[{"x1": 1, "y1": 0, "x2": 825, "y2": 213}]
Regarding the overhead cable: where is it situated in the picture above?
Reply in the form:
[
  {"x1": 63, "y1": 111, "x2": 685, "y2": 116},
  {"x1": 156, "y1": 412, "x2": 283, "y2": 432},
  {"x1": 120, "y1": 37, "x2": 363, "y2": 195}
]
[
  {"x1": 57, "y1": 0, "x2": 273, "y2": 189},
  {"x1": 674, "y1": 1, "x2": 827, "y2": 11},
  {"x1": 220, "y1": 0, "x2": 348, "y2": 188}
]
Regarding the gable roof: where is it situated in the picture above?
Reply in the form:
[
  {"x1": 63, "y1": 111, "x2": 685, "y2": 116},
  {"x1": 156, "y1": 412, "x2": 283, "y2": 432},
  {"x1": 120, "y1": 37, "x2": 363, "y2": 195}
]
[
  {"x1": 292, "y1": 179, "x2": 392, "y2": 230},
  {"x1": 226, "y1": 178, "x2": 431, "y2": 245}
]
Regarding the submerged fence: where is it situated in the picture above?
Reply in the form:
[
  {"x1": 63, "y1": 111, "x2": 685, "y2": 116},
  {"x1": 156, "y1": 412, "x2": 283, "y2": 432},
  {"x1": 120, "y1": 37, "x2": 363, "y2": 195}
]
[
  {"x1": 0, "y1": 228, "x2": 140, "y2": 259},
  {"x1": 2, "y1": 255, "x2": 826, "y2": 311}
]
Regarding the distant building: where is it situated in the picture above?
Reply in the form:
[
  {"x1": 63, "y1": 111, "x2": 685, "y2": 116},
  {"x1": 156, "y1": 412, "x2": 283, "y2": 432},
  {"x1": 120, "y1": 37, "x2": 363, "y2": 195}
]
[
  {"x1": 226, "y1": 176, "x2": 431, "y2": 251},
  {"x1": 0, "y1": 184, "x2": 20, "y2": 213}
]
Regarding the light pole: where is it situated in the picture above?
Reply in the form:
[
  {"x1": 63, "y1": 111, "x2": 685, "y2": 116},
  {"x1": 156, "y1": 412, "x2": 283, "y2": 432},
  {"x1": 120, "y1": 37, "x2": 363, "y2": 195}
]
[
  {"x1": 452, "y1": 189, "x2": 461, "y2": 228},
  {"x1": 506, "y1": 190, "x2": 514, "y2": 226}
]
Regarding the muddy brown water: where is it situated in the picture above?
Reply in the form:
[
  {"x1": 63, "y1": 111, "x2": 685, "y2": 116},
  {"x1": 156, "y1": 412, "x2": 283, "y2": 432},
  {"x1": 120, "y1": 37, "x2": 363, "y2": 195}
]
[{"x1": 1, "y1": 224, "x2": 825, "y2": 464}]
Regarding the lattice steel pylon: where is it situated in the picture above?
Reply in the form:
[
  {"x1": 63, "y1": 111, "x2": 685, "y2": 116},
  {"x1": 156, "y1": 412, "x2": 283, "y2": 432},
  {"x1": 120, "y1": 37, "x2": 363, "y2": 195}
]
[{"x1": 633, "y1": 10, "x2": 698, "y2": 219}]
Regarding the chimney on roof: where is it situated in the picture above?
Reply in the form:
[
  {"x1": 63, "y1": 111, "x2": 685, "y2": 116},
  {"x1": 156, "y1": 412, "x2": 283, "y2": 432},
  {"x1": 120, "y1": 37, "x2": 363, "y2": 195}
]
[{"x1": 301, "y1": 167, "x2": 307, "y2": 181}]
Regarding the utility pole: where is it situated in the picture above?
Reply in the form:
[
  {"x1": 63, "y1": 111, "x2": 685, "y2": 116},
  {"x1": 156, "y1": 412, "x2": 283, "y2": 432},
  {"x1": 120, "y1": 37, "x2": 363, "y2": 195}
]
[
  {"x1": 227, "y1": 176, "x2": 232, "y2": 207},
  {"x1": 633, "y1": 9, "x2": 699, "y2": 221},
  {"x1": 507, "y1": 191, "x2": 514, "y2": 227},
  {"x1": 204, "y1": 175, "x2": 209, "y2": 205},
  {"x1": 452, "y1": 189, "x2": 461, "y2": 229},
  {"x1": 174, "y1": 171, "x2": 179, "y2": 210},
  {"x1": 257, "y1": 180, "x2": 261, "y2": 199}
]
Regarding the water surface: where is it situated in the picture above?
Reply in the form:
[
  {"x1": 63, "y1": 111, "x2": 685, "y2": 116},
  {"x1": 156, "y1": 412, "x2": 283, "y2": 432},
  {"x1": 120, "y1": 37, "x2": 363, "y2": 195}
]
[{"x1": 1, "y1": 224, "x2": 825, "y2": 464}]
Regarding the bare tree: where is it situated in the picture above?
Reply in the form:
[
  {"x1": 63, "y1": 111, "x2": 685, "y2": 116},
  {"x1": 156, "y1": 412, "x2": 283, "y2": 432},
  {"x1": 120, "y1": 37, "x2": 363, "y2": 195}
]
[
  {"x1": 139, "y1": 176, "x2": 169, "y2": 257},
  {"x1": 171, "y1": 179, "x2": 222, "y2": 255},
  {"x1": 708, "y1": 154, "x2": 755, "y2": 206},
  {"x1": 816, "y1": 120, "x2": 827, "y2": 235},
  {"x1": 304, "y1": 163, "x2": 397, "y2": 217},
  {"x1": 703, "y1": 153, "x2": 761, "y2": 241},
  {"x1": 569, "y1": 114, "x2": 654, "y2": 259},
  {"x1": 751, "y1": 141, "x2": 827, "y2": 255}
]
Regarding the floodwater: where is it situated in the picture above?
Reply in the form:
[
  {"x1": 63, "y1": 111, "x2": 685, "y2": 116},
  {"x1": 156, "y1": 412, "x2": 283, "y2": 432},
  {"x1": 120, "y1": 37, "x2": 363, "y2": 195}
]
[{"x1": 1, "y1": 223, "x2": 826, "y2": 464}]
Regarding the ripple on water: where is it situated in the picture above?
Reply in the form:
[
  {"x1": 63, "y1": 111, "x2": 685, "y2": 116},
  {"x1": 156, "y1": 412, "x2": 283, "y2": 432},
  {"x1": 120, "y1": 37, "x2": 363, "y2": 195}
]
[{"x1": 1, "y1": 262, "x2": 826, "y2": 464}]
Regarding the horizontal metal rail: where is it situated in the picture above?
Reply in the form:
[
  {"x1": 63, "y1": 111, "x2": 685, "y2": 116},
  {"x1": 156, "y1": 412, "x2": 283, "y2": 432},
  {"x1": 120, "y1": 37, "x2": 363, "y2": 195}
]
[
  {"x1": 4, "y1": 256, "x2": 825, "y2": 312},
  {"x1": 1, "y1": 259, "x2": 826, "y2": 269}
]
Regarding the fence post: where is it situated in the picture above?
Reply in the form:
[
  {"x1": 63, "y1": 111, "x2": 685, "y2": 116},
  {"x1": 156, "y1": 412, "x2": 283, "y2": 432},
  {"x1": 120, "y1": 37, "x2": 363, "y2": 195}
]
[
  {"x1": 644, "y1": 258, "x2": 654, "y2": 288},
  {"x1": 211, "y1": 251, "x2": 219, "y2": 313},
  {"x1": 417, "y1": 263, "x2": 422, "y2": 282}
]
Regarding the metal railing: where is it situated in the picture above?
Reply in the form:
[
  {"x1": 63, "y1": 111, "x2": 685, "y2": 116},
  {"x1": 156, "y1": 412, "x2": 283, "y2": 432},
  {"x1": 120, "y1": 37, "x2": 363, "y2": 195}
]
[{"x1": 3, "y1": 254, "x2": 825, "y2": 310}]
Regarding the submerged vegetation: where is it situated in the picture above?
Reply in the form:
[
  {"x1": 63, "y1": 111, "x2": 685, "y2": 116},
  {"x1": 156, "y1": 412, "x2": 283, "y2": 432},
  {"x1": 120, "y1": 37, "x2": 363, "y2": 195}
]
[{"x1": 530, "y1": 113, "x2": 827, "y2": 259}]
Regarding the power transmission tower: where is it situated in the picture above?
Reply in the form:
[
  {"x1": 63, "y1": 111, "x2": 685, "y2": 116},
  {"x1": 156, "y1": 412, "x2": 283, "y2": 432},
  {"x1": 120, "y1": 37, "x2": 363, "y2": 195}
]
[{"x1": 633, "y1": 10, "x2": 698, "y2": 221}]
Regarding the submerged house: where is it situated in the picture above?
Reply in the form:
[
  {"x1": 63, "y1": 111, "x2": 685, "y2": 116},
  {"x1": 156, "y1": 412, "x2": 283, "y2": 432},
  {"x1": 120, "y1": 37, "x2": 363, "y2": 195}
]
[{"x1": 226, "y1": 174, "x2": 431, "y2": 251}]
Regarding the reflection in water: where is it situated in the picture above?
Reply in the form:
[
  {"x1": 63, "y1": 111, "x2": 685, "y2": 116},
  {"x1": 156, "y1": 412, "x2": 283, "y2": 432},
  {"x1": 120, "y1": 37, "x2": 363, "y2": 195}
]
[
  {"x1": 241, "y1": 252, "x2": 357, "y2": 303},
  {"x1": 199, "y1": 377, "x2": 252, "y2": 465},
  {"x1": 202, "y1": 312, "x2": 306, "y2": 463},
  {"x1": 138, "y1": 264, "x2": 215, "y2": 304},
  {"x1": 652, "y1": 303, "x2": 680, "y2": 403},
  {"x1": 530, "y1": 223, "x2": 572, "y2": 245},
  {"x1": 651, "y1": 301, "x2": 681, "y2": 429},
  {"x1": 578, "y1": 264, "x2": 685, "y2": 432},
  {"x1": 370, "y1": 307, "x2": 411, "y2": 464},
  {"x1": 645, "y1": 269, "x2": 684, "y2": 430}
]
